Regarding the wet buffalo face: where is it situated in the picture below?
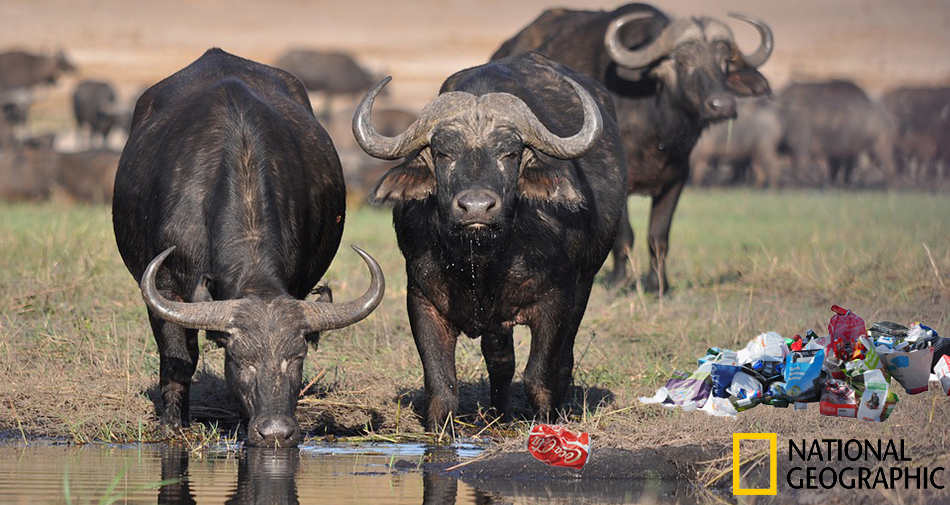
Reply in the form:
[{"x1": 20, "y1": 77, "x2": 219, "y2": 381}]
[
  {"x1": 354, "y1": 76, "x2": 602, "y2": 248},
  {"x1": 216, "y1": 299, "x2": 310, "y2": 447},
  {"x1": 140, "y1": 246, "x2": 384, "y2": 447},
  {"x1": 430, "y1": 124, "x2": 527, "y2": 239}
]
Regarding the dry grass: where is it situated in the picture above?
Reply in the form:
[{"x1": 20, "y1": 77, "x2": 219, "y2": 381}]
[{"x1": 1, "y1": 190, "x2": 949, "y2": 481}]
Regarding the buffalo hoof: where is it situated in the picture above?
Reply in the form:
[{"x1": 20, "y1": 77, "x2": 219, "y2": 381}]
[
  {"x1": 640, "y1": 274, "x2": 672, "y2": 296},
  {"x1": 603, "y1": 269, "x2": 632, "y2": 290}
]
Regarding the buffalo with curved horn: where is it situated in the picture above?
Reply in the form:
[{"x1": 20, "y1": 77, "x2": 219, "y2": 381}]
[
  {"x1": 113, "y1": 48, "x2": 384, "y2": 447},
  {"x1": 355, "y1": 53, "x2": 626, "y2": 430},
  {"x1": 493, "y1": 4, "x2": 773, "y2": 293}
]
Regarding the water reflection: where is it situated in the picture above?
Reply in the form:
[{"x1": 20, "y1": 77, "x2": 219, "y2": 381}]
[
  {"x1": 158, "y1": 446, "x2": 196, "y2": 505},
  {"x1": 154, "y1": 444, "x2": 484, "y2": 505},
  {"x1": 0, "y1": 440, "x2": 686, "y2": 504}
]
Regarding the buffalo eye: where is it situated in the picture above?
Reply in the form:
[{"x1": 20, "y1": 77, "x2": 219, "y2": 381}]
[
  {"x1": 501, "y1": 152, "x2": 519, "y2": 161},
  {"x1": 434, "y1": 150, "x2": 452, "y2": 162}
]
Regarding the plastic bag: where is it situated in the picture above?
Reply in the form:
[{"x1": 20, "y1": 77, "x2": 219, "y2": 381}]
[
  {"x1": 700, "y1": 396, "x2": 738, "y2": 417},
  {"x1": 828, "y1": 305, "x2": 866, "y2": 360},
  {"x1": 736, "y1": 331, "x2": 788, "y2": 365},
  {"x1": 727, "y1": 372, "x2": 763, "y2": 399},
  {"x1": 710, "y1": 361, "x2": 742, "y2": 398},
  {"x1": 883, "y1": 345, "x2": 935, "y2": 394},
  {"x1": 665, "y1": 369, "x2": 712, "y2": 407},
  {"x1": 640, "y1": 369, "x2": 712, "y2": 410},
  {"x1": 782, "y1": 349, "x2": 825, "y2": 400}
]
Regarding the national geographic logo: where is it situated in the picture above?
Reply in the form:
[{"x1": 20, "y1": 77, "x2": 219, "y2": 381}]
[
  {"x1": 733, "y1": 434, "x2": 946, "y2": 495},
  {"x1": 733, "y1": 433, "x2": 778, "y2": 495}
]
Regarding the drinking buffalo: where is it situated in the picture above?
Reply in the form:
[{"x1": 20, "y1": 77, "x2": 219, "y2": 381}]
[
  {"x1": 492, "y1": 3, "x2": 773, "y2": 292},
  {"x1": 113, "y1": 48, "x2": 384, "y2": 447},
  {"x1": 354, "y1": 53, "x2": 626, "y2": 430}
]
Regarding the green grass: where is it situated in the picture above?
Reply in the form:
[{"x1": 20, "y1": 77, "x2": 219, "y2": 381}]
[{"x1": 1, "y1": 189, "x2": 948, "y2": 451}]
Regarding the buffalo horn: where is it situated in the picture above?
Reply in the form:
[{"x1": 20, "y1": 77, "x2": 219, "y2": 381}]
[
  {"x1": 481, "y1": 77, "x2": 603, "y2": 159},
  {"x1": 728, "y1": 13, "x2": 773, "y2": 68},
  {"x1": 140, "y1": 246, "x2": 238, "y2": 331},
  {"x1": 605, "y1": 13, "x2": 703, "y2": 70},
  {"x1": 353, "y1": 77, "x2": 474, "y2": 160},
  {"x1": 301, "y1": 245, "x2": 384, "y2": 332}
]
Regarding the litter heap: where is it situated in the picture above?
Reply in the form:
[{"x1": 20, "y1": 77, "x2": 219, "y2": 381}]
[{"x1": 640, "y1": 305, "x2": 950, "y2": 420}]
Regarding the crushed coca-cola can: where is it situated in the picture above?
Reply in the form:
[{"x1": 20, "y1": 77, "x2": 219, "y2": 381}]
[{"x1": 526, "y1": 424, "x2": 590, "y2": 469}]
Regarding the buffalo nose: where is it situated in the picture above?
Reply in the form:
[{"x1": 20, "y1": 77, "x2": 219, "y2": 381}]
[
  {"x1": 705, "y1": 95, "x2": 737, "y2": 119},
  {"x1": 455, "y1": 190, "x2": 499, "y2": 221},
  {"x1": 250, "y1": 415, "x2": 299, "y2": 447}
]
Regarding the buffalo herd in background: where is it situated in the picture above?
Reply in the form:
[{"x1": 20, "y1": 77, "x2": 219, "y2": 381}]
[{"x1": 1, "y1": 19, "x2": 949, "y2": 207}]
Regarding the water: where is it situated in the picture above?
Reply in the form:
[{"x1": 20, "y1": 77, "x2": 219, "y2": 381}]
[{"x1": 0, "y1": 440, "x2": 686, "y2": 504}]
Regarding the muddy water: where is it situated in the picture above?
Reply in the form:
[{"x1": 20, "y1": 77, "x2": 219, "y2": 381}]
[{"x1": 0, "y1": 440, "x2": 684, "y2": 504}]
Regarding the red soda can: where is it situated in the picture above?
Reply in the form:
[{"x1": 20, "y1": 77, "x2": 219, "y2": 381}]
[{"x1": 527, "y1": 424, "x2": 590, "y2": 469}]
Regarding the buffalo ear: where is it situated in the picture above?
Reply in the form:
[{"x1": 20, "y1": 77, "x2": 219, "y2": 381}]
[
  {"x1": 518, "y1": 150, "x2": 585, "y2": 207},
  {"x1": 367, "y1": 152, "x2": 435, "y2": 205},
  {"x1": 727, "y1": 67, "x2": 772, "y2": 97}
]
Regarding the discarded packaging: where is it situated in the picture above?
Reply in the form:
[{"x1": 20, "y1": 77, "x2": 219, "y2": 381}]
[
  {"x1": 857, "y1": 369, "x2": 888, "y2": 421},
  {"x1": 782, "y1": 349, "x2": 825, "y2": 400},
  {"x1": 828, "y1": 305, "x2": 865, "y2": 360},
  {"x1": 882, "y1": 345, "x2": 935, "y2": 394},
  {"x1": 820, "y1": 379, "x2": 858, "y2": 418},
  {"x1": 527, "y1": 424, "x2": 590, "y2": 470},
  {"x1": 934, "y1": 355, "x2": 950, "y2": 396},
  {"x1": 640, "y1": 307, "x2": 944, "y2": 422}
]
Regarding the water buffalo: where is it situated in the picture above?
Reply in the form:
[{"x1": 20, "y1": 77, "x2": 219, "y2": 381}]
[
  {"x1": 492, "y1": 5, "x2": 772, "y2": 290},
  {"x1": 779, "y1": 80, "x2": 896, "y2": 187},
  {"x1": 0, "y1": 144, "x2": 57, "y2": 201},
  {"x1": 690, "y1": 98, "x2": 783, "y2": 188},
  {"x1": 492, "y1": 3, "x2": 773, "y2": 292},
  {"x1": 0, "y1": 88, "x2": 33, "y2": 131},
  {"x1": 113, "y1": 48, "x2": 384, "y2": 447},
  {"x1": 73, "y1": 80, "x2": 126, "y2": 147},
  {"x1": 881, "y1": 86, "x2": 950, "y2": 185},
  {"x1": 0, "y1": 107, "x2": 13, "y2": 149},
  {"x1": 55, "y1": 149, "x2": 121, "y2": 204},
  {"x1": 274, "y1": 49, "x2": 378, "y2": 121},
  {"x1": 354, "y1": 53, "x2": 626, "y2": 430},
  {"x1": 0, "y1": 50, "x2": 75, "y2": 90}
]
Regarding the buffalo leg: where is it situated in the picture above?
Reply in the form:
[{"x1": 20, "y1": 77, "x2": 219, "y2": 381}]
[
  {"x1": 148, "y1": 311, "x2": 199, "y2": 429},
  {"x1": 645, "y1": 178, "x2": 685, "y2": 295},
  {"x1": 407, "y1": 288, "x2": 460, "y2": 432},
  {"x1": 480, "y1": 329, "x2": 514, "y2": 420},
  {"x1": 524, "y1": 291, "x2": 582, "y2": 420},
  {"x1": 606, "y1": 201, "x2": 633, "y2": 287}
]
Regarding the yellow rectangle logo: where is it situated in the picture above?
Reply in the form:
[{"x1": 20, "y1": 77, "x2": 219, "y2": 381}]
[{"x1": 733, "y1": 433, "x2": 777, "y2": 495}]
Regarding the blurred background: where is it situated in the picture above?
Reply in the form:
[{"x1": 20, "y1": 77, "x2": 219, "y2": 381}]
[{"x1": 2, "y1": 0, "x2": 950, "y2": 201}]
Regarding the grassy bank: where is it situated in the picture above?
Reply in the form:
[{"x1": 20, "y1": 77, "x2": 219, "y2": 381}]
[{"x1": 1, "y1": 190, "x2": 949, "y2": 470}]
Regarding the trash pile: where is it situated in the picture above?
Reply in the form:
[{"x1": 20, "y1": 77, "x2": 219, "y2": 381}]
[{"x1": 640, "y1": 305, "x2": 950, "y2": 421}]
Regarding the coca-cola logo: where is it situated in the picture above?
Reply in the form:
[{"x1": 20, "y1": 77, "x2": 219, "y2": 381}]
[{"x1": 527, "y1": 425, "x2": 590, "y2": 469}]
